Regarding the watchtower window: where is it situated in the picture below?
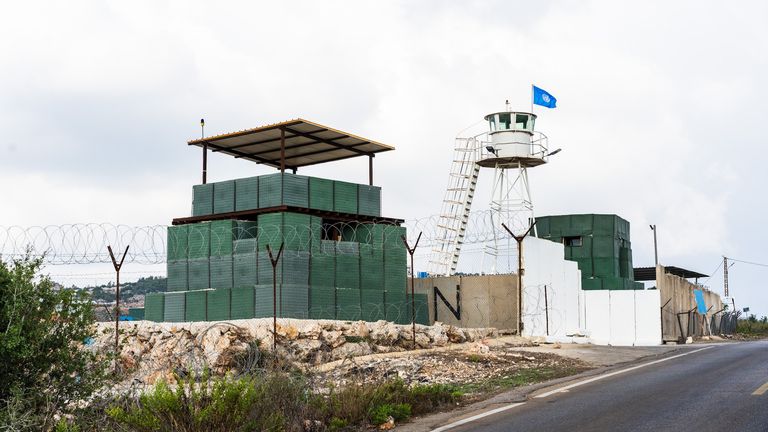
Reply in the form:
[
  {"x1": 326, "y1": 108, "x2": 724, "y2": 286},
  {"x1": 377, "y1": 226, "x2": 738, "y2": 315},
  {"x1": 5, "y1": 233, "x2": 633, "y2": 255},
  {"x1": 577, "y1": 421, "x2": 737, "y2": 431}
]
[
  {"x1": 564, "y1": 236, "x2": 583, "y2": 247},
  {"x1": 498, "y1": 113, "x2": 511, "y2": 130}
]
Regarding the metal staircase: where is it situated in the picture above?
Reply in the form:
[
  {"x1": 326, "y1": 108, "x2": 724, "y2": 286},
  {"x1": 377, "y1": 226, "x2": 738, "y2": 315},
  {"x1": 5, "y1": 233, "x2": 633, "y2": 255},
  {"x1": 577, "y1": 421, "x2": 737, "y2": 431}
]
[{"x1": 429, "y1": 137, "x2": 481, "y2": 276}]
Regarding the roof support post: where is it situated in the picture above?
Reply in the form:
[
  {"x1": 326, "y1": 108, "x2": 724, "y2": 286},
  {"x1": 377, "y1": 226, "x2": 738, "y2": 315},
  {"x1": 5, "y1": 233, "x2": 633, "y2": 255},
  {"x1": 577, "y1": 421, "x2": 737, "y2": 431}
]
[
  {"x1": 280, "y1": 127, "x2": 286, "y2": 173},
  {"x1": 369, "y1": 155, "x2": 374, "y2": 185},
  {"x1": 201, "y1": 119, "x2": 207, "y2": 184},
  {"x1": 202, "y1": 142, "x2": 208, "y2": 184}
]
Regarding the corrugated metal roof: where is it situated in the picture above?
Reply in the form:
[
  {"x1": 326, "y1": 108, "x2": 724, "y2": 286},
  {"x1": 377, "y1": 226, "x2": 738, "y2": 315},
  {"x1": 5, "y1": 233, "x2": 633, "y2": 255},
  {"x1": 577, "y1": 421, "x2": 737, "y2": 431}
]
[
  {"x1": 188, "y1": 118, "x2": 394, "y2": 169},
  {"x1": 634, "y1": 266, "x2": 708, "y2": 281}
]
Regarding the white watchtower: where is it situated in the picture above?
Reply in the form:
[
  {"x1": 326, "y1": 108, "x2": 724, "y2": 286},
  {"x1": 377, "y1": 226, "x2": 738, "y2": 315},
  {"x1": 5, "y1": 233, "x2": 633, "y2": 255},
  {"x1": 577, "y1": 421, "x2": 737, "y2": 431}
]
[{"x1": 429, "y1": 107, "x2": 555, "y2": 276}]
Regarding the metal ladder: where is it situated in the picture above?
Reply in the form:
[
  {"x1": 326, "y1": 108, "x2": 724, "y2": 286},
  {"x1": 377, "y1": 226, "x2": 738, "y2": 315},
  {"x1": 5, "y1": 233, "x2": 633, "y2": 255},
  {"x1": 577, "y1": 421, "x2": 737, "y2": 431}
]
[{"x1": 429, "y1": 137, "x2": 481, "y2": 276}]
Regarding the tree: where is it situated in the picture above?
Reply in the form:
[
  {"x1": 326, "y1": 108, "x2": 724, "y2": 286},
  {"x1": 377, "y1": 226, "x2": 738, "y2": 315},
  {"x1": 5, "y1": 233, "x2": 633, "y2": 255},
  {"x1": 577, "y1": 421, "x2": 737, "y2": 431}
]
[{"x1": 0, "y1": 254, "x2": 107, "y2": 429}]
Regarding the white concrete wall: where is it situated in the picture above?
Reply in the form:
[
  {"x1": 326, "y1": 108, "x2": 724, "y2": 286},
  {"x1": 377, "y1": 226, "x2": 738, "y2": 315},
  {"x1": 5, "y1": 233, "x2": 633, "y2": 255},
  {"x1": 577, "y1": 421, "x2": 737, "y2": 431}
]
[
  {"x1": 522, "y1": 237, "x2": 585, "y2": 340},
  {"x1": 523, "y1": 237, "x2": 662, "y2": 346}
]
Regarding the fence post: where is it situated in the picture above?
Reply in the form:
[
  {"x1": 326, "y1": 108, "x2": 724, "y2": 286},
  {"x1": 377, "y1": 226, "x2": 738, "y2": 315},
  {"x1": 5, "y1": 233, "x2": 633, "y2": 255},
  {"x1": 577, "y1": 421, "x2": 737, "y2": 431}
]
[
  {"x1": 107, "y1": 245, "x2": 129, "y2": 374},
  {"x1": 502, "y1": 221, "x2": 536, "y2": 336},
  {"x1": 266, "y1": 243, "x2": 284, "y2": 352},
  {"x1": 402, "y1": 232, "x2": 422, "y2": 349}
]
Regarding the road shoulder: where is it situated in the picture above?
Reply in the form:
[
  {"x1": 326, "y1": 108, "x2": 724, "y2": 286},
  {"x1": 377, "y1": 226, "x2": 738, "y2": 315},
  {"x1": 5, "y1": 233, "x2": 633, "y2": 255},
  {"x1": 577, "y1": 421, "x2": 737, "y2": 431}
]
[{"x1": 398, "y1": 343, "x2": 688, "y2": 432}]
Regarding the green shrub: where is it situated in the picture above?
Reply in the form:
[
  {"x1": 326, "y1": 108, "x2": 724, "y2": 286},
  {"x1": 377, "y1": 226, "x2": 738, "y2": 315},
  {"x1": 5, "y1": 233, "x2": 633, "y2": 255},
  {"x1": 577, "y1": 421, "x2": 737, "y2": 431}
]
[
  {"x1": 0, "y1": 254, "x2": 108, "y2": 430},
  {"x1": 369, "y1": 403, "x2": 412, "y2": 425},
  {"x1": 108, "y1": 370, "x2": 307, "y2": 432},
  {"x1": 315, "y1": 379, "x2": 461, "y2": 428},
  {"x1": 327, "y1": 417, "x2": 348, "y2": 431}
]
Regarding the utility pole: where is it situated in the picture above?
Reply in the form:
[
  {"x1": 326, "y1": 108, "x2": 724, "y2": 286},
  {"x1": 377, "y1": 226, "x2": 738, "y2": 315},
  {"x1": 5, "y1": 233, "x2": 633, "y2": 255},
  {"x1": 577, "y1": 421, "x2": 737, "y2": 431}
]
[
  {"x1": 723, "y1": 256, "x2": 729, "y2": 298},
  {"x1": 649, "y1": 225, "x2": 658, "y2": 267}
]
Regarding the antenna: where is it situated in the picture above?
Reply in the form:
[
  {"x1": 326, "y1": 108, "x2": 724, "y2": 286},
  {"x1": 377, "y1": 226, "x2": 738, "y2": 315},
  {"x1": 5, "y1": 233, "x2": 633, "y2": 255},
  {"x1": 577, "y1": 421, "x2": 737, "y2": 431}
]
[{"x1": 505, "y1": 99, "x2": 511, "y2": 111}]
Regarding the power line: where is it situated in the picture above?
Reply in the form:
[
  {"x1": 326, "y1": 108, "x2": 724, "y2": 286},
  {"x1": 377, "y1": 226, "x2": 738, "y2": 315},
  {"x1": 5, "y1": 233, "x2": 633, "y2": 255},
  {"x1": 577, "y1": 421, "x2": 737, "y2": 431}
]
[
  {"x1": 726, "y1": 257, "x2": 768, "y2": 268},
  {"x1": 701, "y1": 260, "x2": 724, "y2": 286}
]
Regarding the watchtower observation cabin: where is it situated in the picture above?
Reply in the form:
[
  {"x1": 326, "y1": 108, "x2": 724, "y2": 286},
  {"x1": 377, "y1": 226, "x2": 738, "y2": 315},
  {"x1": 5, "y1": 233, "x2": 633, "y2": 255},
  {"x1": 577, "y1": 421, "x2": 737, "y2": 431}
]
[{"x1": 478, "y1": 111, "x2": 548, "y2": 168}]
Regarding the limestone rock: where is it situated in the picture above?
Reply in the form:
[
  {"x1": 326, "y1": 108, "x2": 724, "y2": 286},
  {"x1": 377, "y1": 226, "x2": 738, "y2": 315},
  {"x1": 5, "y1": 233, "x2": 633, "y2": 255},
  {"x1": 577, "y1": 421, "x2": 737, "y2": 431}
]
[{"x1": 332, "y1": 342, "x2": 372, "y2": 360}]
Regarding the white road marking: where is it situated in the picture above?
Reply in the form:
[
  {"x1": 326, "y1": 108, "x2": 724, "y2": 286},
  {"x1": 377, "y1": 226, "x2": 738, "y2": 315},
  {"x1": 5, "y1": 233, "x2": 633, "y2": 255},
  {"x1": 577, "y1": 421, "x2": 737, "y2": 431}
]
[
  {"x1": 430, "y1": 345, "x2": 716, "y2": 432},
  {"x1": 430, "y1": 403, "x2": 526, "y2": 432},
  {"x1": 534, "y1": 346, "x2": 715, "y2": 399},
  {"x1": 752, "y1": 380, "x2": 768, "y2": 396}
]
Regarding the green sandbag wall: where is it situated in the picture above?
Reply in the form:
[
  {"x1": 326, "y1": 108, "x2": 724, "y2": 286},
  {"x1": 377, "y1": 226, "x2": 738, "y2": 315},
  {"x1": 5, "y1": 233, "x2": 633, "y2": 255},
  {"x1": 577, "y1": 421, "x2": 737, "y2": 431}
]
[
  {"x1": 535, "y1": 214, "x2": 641, "y2": 291},
  {"x1": 152, "y1": 169, "x2": 413, "y2": 324}
]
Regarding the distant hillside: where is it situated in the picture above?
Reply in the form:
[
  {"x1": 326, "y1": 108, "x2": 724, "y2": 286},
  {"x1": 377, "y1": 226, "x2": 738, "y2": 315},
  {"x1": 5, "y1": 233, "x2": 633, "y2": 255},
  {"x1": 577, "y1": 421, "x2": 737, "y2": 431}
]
[{"x1": 79, "y1": 276, "x2": 166, "y2": 303}]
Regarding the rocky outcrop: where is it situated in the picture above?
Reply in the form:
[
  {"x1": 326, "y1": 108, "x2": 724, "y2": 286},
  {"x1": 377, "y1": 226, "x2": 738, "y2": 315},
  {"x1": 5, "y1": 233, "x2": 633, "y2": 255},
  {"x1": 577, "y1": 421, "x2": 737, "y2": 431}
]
[{"x1": 94, "y1": 319, "x2": 499, "y2": 388}]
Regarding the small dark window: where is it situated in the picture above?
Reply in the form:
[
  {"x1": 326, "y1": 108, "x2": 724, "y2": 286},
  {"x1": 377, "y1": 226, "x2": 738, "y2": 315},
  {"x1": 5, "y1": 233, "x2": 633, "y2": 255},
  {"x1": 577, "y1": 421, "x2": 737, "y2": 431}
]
[{"x1": 564, "y1": 236, "x2": 583, "y2": 247}]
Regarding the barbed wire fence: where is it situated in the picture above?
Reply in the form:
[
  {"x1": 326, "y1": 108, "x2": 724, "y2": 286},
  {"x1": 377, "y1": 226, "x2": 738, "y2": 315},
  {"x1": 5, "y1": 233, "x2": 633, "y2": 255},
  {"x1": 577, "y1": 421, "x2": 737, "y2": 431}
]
[{"x1": 0, "y1": 210, "x2": 518, "y2": 274}]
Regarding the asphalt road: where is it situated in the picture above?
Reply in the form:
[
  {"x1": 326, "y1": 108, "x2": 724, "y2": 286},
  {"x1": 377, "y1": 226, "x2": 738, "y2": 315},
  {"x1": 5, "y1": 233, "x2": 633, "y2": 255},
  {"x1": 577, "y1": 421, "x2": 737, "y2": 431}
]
[{"x1": 436, "y1": 341, "x2": 768, "y2": 432}]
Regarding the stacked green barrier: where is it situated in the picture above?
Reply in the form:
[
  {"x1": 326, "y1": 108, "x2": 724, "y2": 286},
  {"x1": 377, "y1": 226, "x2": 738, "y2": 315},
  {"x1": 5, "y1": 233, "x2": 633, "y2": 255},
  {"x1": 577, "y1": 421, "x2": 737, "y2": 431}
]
[
  {"x1": 164, "y1": 292, "x2": 185, "y2": 322},
  {"x1": 211, "y1": 220, "x2": 235, "y2": 256},
  {"x1": 309, "y1": 250, "x2": 335, "y2": 319},
  {"x1": 360, "y1": 244, "x2": 384, "y2": 291},
  {"x1": 235, "y1": 221, "x2": 259, "y2": 240},
  {"x1": 593, "y1": 215, "x2": 618, "y2": 236},
  {"x1": 283, "y1": 213, "x2": 312, "y2": 250},
  {"x1": 188, "y1": 258, "x2": 210, "y2": 290},
  {"x1": 283, "y1": 174, "x2": 309, "y2": 208},
  {"x1": 254, "y1": 284, "x2": 275, "y2": 318},
  {"x1": 386, "y1": 293, "x2": 410, "y2": 325},
  {"x1": 192, "y1": 183, "x2": 214, "y2": 216},
  {"x1": 574, "y1": 258, "x2": 594, "y2": 277},
  {"x1": 309, "y1": 177, "x2": 334, "y2": 211},
  {"x1": 213, "y1": 180, "x2": 235, "y2": 214},
  {"x1": 335, "y1": 255, "x2": 360, "y2": 289},
  {"x1": 593, "y1": 258, "x2": 619, "y2": 278},
  {"x1": 283, "y1": 251, "x2": 310, "y2": 285},
  {"x1": 592, "y1": 235, "x2": 619, "y2": 259},
  {"x1": 582, "y1": 277, "x2": 602, "y2": 290},
  {"x1": 309, "y1": 216, "x2": 323, "y2": 253},
  {"x1": 188, "y1": 222, "x2": 211, "y2": 259},
  {"x1": 570, "y1": 237, "x2": 593, "y2": 259},
  {"x1": 309, "y1": 286, "x2": 335, "y2": 319},
  {"x1": 166, "y1": 260, "x2": 188, "y2": 291},
  {"x1": 210, "y1": 256, "x2": 233, "y2": 289},
  {"x1": 234, "y1": 238, "x2": 258, "y2": 254},
  {"x1": 144, "y1": 293, "x2": 164, "y2": 322},
  {"x1": 258, "y1": 253, "x2": 281, "y2": 287},
  {"x1": 185, "y1": 290, "x2": 207, "y2": 322},
  {"x1": 258, "y1": 213, "x2": 283, "y2": 251},
  {"x1": 569, "y1": 214, "x2": 594, "y2": 235},
  {"x1": 336, "y1": 287, "x2": 361, "y2": 321},
  {"x1": 258, "y1": 173, "x2": 283, "y2": 208},
  {"x1": 167, "y1": 225, "x2": 189, "y2": 261},
  {"x1": 333, "y1": 181, "x2": 358, "y2": 214},
  {"x1": 207, "y1": 288, "x2": 230, "y2": 321},
  {"x1": 281, "y1": 284, "x2": 309, "y2": 319},
  {"x1": 361, "y1": 289, "x2": 385, "y2": 322},
  {"x1": 358, "y1": 185, "x2": 381, "y2": 217},
  {"x1": 235, "y1": 176, "x2": 259, "y2": 211},
  {"x1": 233, "y1": 253, "x2": 258, "y2": 289},
  {"x1": 231, "y1": 286, "x2": 255, "y2": 319},
  {"x1": 410, "y1": 293, "x2": 429, "y2": 325},
  {"x1": 383, "y1": 226, "x2": 407, "y2": 293}
]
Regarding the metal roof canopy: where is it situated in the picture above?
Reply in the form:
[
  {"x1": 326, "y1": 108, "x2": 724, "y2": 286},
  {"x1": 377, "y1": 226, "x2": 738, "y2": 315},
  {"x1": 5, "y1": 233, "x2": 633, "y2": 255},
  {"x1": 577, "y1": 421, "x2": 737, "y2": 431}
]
[
  {"x1": 634, "y1": 266, "x2": 708, "y2": 282},
  {"x1": 188, "y1": 118, "x2": 394, "y2": 184}
]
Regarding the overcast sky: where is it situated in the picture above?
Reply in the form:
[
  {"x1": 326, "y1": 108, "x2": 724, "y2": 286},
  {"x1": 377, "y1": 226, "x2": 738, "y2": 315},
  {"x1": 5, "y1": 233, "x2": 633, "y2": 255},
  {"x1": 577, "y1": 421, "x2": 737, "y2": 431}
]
[{"x1": 1, "y1": 1, "x2": 767, "y2": 316}]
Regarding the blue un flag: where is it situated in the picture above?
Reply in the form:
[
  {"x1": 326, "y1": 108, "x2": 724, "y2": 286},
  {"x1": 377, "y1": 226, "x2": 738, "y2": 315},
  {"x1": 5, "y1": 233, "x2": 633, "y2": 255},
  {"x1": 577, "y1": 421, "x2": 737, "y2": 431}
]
[{"x1": 533, "y1": 85, "x2": 557, "y2": 108}]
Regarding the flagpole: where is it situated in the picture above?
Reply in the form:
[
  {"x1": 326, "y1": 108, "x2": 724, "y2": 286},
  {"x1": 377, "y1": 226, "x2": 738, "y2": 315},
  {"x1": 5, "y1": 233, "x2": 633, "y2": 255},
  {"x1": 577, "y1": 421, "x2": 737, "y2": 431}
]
[{"x1": 530, "y1": 84, "x2": 534, "y2": 113}]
